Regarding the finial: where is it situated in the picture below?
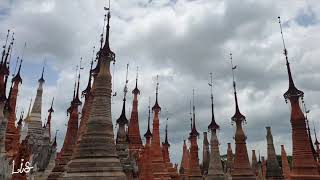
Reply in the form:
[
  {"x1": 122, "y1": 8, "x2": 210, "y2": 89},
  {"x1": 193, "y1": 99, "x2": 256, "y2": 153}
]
[
  {"x1": 132, "y1": 66, "x2": 140, "y2": 94},
  {"x1": 152, "y1": 75, "x2": 161, "y2": 111},
  {"x1": 278, "y1": 16, "x2": 288, "y2": 62},
  {"x1": 144, "y1": 96, "x2": 152, "y2": 138},
  {"x1": 7, "y1": 31, "x2": 15, "y2": 66},
  {"x1": 123, "y1": 63, "x2": 129, "y2": 101},
  {"x1": 229, "y1": 53, "x2": 245, "y2": 124},
  {"x1": 48, "y1": 97, "x2": 54, "y2": 113},
  {"x1": 190, "y1": 89, "x2": 199, "y2": 137},
  {"x1": 278, "y1": 16, "x2": 304, "y2": 100},
  {"x1": 12, "y1": 57, "x2": 23, "y2": 83},
  {"x1": 208, "y1": 72, "x2": 219, "y2": 130},
  {"x1": 164, "y1": 116, "x2": 169, "y2": 145},
  {"x1": 1, "y1": 29, "x2": 10, "y2": 63},
  {"x1": 38, "y1": 62, "x2": 45, "y2": 84}
]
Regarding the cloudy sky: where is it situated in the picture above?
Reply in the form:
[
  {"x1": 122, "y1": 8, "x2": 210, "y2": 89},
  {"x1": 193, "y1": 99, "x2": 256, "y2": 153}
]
[{"x1": 1, "y1": 0, "x2": 320, "y2": 165}]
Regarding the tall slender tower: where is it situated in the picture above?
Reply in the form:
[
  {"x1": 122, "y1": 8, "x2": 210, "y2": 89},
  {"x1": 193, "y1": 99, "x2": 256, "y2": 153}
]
[
  {"x1": 48, "y1": 69, "x2": 82, "y2": 180},
  {"x1": 47, "y1": 98, "x2": 54, "y2": 140},
  {"x1": 115, "y1": 64, "x2": 136, "y2": 179},
  {"x1": 229, "y1": 53, "x2": 255, "y2": 180},
  {"x1": 206, "y1": 73, "x2": 226, "y2": 180},
  {"x1": 62, "y1": 5, "x2": 126, "y2": 179},
  {"x1": 188, "y1": 89, "x2": 202, "y2": 180},
  {"x1": 27, "y1": 66, "x2": 45, "y2": 164},
  {"x1": 162, "y1": 117, "x2": 180, "y2": 179},
  {"x1": 5, "y1": 58, "x2": 22, "y2": 159},
  {"x1": 278, "y1": 17, "x2": 320, "y2": 179},
  {"x1": 138, "y1": 100, "x2": 153, "y2": 180},
  {"x1": 265, "y1": 127, "x2": 284, "y2": 180},
  {"x1": 128, "y1": 67, "x2": 143, "y2": 155},
  {"x1": 150, "y1": 75, "x2": 171, "y2": 179},
  {"x1": 281, "y1": 145, "x2": 291, "y2": 180},
  {"x1": 76, "y1": 59, "x2": 94, "y2": 143}
]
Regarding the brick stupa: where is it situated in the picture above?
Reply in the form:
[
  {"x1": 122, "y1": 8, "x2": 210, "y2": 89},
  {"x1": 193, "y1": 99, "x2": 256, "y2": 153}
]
[
  {"x1": 206, "y1": 74, "x2": 226, "y2": 180},
  {"x1": 62, "y1": 9, "x2": 126, "y2": 179},
  {"x1": 188, "y1": 90, "x2": 202, "y2": 180},
  {"x1": 48, "y1": 71, "x2": 82, "y2": 180},
  {"x1": 5, "y1": 58, "x2": 22, "y2": 160},
  {"x1": 128, "y1": 71, "x2": 143, "y2": 156},
  {"x1": 229, "y1": 53, "x2": 256, "y2": 180},
  {"x1": 265, "y1": 127, "x2": 284, "y2": 180},
  {"x1": 278, "y1": 17, "x2": 320, "y2": 180},
  {"x1": 149, "y1": 76, "x2": 171, "y2": 179}
]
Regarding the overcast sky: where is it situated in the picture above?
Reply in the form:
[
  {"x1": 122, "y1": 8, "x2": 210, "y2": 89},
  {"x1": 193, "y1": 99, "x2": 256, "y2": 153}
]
[{"x1": 1, "y1": 0, "x2": 320, "y2": 165}]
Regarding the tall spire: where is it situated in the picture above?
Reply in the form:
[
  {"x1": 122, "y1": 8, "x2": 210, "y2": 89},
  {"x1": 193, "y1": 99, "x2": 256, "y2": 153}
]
[
  {"x1": 128, "y1": 65, "x2": 143, "y2": 153},
  {"x1": 164, "y1": 117, "x2": 169, "y2": 145},
  {"x1": 73, "y1": 60, "x2": 82, "y2": 106},
  {"x1": 38, "y1": 64, "x2": 45, "y2": 84},
  {"x1": 208, "y1": 72, "x2": 219, "y2": 131},
  {"x1": 230, "y1": 53, "x2": 245, "y2": 123},
  {"x1": 278, "y1": 17, "x2": 320, "y2": 179},
  {"x1": 144, "y1": 97, "x2": 152, "y2": 138},
  {"x1": 132, "y1": 66, "x2": 140, "y2": 95},
  {"x1": 229, "y1": 53, "x2": 255, "y2": 179},
  {"x1": 190, "y1": 89, "x2": 199, "y2": 137},
  {"x1": 152, "y1": 75, "x2": 161, "y2": 111},
  {"x1": 12, "y1": 58, "x2": 22, "y2": 83},
  {"x1": 116, "y1": 64, "x2": 129, "y2": 126},
  {"x1": 1, "y1": 30, "x2": 10, "y2": 63},
  {"x1": 82, "y1": 54, "x2": 94, "y2": 98},
  {"x1": 47, "y1": 97, "x2": 54, "y2": 140},
  {"x1": 278, "y1": 17, "x2": 304, "y2": 100}
]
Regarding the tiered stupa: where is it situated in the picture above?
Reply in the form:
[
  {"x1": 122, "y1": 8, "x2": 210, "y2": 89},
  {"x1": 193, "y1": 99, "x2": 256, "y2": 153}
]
[
  {"x1": 265, "y1": 127, "x2": 284, "y2": 179},
  {"x1": 206, "y1": 73, "x2": 226, "y2": 180},
  {"x1": 188, "y1": 90, "x2": 202, "y2": 180},
  {"x1": 278, "y1": 17, "x2": 320, "y2": 179},
  {"x1": 149, "y1": 76, "x2": 171, "y2": 179},
  {"x1": 48, "y1": 70, "x2": 82, "y2": 179},
  {"x1": 128, "y1": 69, "x2": 143, "y2": 156},
  {"x1": 229, "y1": 53, "x2": 255, "y2": 180},
  {"x1": 62, "y1": 7, "x2": 126, "y2": 179}
]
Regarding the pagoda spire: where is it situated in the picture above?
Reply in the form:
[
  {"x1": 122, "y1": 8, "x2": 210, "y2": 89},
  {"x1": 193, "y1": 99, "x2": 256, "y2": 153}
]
[
  {"x1": 229, "y1": 53, "x2": 255, "y2": 180},
  {"x1": 149, "y1": 75, "x2": 171, "y2": 179},
  {"x1": 116, "y1": 64, "x2": 129, "y2": 142},
  {"x1": 47, "y1": 97, "x2": 54, "y2": 140},
  {"x1": 63, "y1": 3, "x2": 126, "y2": 178},
  {"x1": 190, "y1": 89, "x2": 199, "y2": 137},
  {"x1": 5, "y1": 57, "x2": 22, "y2": 159},
  {"x1": 202, "y1": 131, "x2": 210, "y2": 175},
  {"x1": 48, "y1": 69, "x2": 82, "y2": 179},
  {"x1": 206, "y1": 72, "x2": 225, "y2": 179},
  {"x1": 1, "y1": 30, "x2": 10, "y2": 63},
  {"x1": 12, "y1": 58, "x2": 22, "y2": 84},
  {"x1": 226, "y1": 143, "x2": 234, "y2": 175},
  {"x1": 188, "y1": 89, "x2": 202, "y2": 179},
  {"x1": 252, "y1": 150, "x2": 258, "y2": 176},
  {"x1": 208, "y1": 72, "x2": 219, "y2": 131},
  {"x1": 278, "y1": 17, "x2": 320, "y2": 179},
  {"x1": 82, "y1": 58, "x2": 94, "y2": 99},
  {"x1": 144, "y1": 97, "x2": 152, "y2": 140},
  {"x1": 128, "y1": 66, "x2": 143, "y2": 154}
]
